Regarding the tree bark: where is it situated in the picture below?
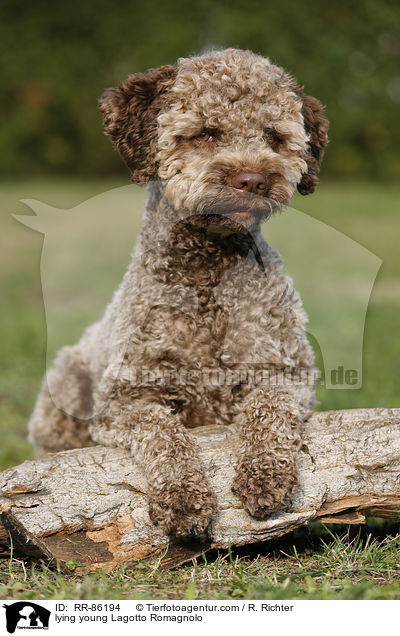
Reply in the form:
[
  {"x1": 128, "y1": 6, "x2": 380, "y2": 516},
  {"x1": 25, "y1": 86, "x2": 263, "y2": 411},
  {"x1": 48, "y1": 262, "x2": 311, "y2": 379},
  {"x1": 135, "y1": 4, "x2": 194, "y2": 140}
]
[{"x1": 1, "y1": 408, "x2": 400, "y2": 570}]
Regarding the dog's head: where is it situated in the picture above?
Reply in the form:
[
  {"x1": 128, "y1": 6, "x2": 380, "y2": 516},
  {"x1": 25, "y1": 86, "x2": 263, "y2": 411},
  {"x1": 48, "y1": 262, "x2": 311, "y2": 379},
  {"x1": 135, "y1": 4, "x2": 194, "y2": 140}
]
[{"x1": 99, "y1": 49, "x2": 329, "y2": 229}]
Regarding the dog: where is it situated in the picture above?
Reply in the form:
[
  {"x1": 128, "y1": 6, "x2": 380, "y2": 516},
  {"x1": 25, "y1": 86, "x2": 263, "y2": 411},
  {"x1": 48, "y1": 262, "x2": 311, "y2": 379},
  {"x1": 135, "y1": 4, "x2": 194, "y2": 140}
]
[{"x1": 29, "y1": 48, "x2": 329, "y2": 537}]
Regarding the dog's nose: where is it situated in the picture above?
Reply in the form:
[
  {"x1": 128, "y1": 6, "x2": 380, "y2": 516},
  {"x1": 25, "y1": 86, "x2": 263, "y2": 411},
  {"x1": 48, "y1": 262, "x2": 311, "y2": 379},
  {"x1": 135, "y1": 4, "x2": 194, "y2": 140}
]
[{"x1": 230, "y1": 172, "x2": 267, "y2": 196}]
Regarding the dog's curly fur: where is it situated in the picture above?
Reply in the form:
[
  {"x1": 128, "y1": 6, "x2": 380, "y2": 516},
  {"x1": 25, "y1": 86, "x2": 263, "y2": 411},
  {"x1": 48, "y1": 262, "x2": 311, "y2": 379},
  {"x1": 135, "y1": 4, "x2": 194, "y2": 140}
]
[{"x1": 29, "y1": 49, "x2": 329, "y2": 537}]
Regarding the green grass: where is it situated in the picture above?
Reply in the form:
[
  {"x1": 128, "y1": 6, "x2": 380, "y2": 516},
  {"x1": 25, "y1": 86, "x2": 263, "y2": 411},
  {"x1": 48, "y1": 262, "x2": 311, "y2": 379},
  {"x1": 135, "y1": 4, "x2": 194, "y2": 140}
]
[
  {"x1": 2, "y1": 524, "x2": 400, "y2": 600},
  {"x1": 1, "y1": 177, "x2": 400, "y2": 599}
]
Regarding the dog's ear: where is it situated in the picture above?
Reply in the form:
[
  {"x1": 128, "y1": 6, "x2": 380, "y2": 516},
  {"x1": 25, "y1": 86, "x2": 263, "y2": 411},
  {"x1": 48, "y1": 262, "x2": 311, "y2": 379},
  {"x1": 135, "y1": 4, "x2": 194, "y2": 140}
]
[
  {"x1": 293, "y1": 86, "x2": 329, "y2": 195},
  {"x1": 99, "y1": 65, "x2": 176, "y2": 184}
]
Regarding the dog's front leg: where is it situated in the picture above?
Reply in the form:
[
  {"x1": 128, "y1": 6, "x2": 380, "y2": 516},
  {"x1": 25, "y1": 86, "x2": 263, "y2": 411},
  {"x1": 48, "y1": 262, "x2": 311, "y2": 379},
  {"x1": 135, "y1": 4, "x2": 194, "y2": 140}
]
[
  {"x1": 232, "y1": 380, "x2": 313, "y2": 518},
  {"x1": 91, "y1": 389, "x2": 217, "y2": 538}
]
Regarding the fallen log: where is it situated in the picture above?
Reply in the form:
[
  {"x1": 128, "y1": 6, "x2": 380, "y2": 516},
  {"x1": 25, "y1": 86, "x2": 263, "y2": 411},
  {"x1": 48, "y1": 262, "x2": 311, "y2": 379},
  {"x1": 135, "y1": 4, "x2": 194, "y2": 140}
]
[{"x1": 1, "y1": 408, "x2": 400, "y2": 571}]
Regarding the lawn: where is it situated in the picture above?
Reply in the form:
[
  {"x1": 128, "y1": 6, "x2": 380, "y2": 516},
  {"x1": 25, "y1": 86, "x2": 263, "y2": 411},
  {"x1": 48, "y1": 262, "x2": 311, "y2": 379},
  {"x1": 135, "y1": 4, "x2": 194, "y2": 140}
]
[{"x1": 1, "y1": 177, "x2": 399, "y2": 599}]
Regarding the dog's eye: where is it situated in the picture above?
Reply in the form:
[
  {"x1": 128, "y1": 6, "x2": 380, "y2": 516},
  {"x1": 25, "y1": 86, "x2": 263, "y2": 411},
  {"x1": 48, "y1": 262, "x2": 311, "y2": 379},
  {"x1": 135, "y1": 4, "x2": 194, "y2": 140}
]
[
  {"x1": 194, "y1": 131, "x2": 214, "y2": 142},
  {"x1": 263, "y1": 128, "x2": 286, "y2": 151}
]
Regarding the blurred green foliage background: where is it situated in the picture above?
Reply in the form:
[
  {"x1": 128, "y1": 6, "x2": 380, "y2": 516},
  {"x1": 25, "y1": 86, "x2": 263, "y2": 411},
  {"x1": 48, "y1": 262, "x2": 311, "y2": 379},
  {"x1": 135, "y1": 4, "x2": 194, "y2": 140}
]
[{"x1": 1, "y1": 0, "x2": 399, "y2": 181}]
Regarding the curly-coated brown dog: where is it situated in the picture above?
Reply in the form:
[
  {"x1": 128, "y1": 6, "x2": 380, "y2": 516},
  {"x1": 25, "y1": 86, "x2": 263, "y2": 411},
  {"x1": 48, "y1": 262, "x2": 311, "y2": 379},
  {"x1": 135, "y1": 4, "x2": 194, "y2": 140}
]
[{"x1": 29, "y1": 48, "x2": 329, "y2": 537}]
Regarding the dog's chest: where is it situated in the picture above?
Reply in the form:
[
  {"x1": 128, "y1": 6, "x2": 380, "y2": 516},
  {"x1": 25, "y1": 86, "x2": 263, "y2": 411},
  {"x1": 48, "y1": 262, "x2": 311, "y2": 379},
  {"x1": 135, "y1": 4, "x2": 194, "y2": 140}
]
[
  {"x1": 140, "y1": 255, "x2": 289, "y2": 367},
  {"x1": 130, "y1": 253, "x2": 297, "y2": 427}
]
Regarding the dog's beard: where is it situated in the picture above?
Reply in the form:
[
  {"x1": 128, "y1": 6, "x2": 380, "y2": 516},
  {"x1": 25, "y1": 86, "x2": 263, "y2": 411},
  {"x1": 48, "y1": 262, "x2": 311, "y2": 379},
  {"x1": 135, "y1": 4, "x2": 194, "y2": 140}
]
[{"x1": 193, "y1": 183, "x2": 291, "y2": 230}]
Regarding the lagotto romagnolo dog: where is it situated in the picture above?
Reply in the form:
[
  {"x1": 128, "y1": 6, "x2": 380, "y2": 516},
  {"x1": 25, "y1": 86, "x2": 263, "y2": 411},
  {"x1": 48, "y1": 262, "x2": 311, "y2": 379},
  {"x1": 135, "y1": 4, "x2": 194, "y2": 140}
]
[{"x1": 29, "y1": 48, "x2": 329, "y2": 537}]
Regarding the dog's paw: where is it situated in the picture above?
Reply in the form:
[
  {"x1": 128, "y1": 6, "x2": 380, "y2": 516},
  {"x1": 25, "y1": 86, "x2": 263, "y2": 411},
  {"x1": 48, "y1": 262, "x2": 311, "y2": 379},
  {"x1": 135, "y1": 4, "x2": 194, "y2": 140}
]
[
  {"x1": 149, "y1": 482, "x2": 217, "y2": 539},
  {"x1": 232, "y1": 458, "x2": 299, "y2": 518}
]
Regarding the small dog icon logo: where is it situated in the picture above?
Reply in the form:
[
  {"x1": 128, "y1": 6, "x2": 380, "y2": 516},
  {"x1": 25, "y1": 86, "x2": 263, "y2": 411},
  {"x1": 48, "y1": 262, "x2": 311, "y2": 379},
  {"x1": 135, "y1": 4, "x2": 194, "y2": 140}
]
[{"x1": 3, "y1": 602, "x2": 50, "y2": 633}]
